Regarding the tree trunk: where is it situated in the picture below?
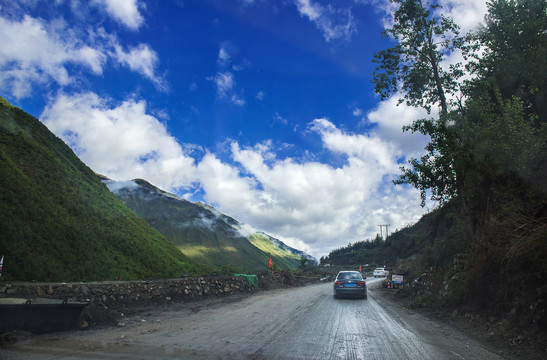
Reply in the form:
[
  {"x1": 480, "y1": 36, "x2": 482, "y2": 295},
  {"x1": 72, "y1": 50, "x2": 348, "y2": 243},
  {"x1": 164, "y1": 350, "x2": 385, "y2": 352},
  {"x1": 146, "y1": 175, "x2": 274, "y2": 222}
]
[{"x1": 427, "y1": 29, "x2": 448, "y2": 116}]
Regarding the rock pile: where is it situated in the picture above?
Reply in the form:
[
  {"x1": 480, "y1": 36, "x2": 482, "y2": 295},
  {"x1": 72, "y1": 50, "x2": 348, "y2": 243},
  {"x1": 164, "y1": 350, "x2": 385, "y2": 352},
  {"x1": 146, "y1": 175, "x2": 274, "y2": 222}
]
[{"x1": 0, "y1": 271, "x2": 311, "y2": 330}]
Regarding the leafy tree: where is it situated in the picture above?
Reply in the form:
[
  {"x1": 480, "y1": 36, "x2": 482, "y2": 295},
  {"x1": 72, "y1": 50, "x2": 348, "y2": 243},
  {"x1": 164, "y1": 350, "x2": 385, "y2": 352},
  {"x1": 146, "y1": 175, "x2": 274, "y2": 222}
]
[
  {"x1": 370, "y1": 0, "x2": 547, "y2": 322},
  {"x1": 372, "y1": 0, "x2": 467, "y2": 205},
  {"x1": 465, "y1": 0, "x2": 547, "y2": 124},
  {"x1": 377, "y1": 0, "x2": 546, "y2": 206},
  {"x1": 455, "y1": 93, "x2": 545, "y2": 230},
  {"x1": 323, "y1": 238, "x2": 387, "y2": 265},
  {"x1": 372, "y1": 0, "x2": 464, "y2": 116},
  {"x1": 393, "y1": 113, "x2": 464, "y2": 206},
  {"x1": 373, "y1": 234, "x2": 385, "y2": 247},
  {"x1": 449, "y1": 1, "x2": 547, "y2": 311},
  {"x1": 460, "y1": 0, "x2": 547, "y2": 199}
]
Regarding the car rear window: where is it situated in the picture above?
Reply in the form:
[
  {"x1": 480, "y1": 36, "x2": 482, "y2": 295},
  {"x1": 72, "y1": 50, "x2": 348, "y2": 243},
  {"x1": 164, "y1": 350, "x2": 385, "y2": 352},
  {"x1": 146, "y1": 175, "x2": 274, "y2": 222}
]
[{"x1": 338, "y1": 272, "x2": 362, "y2": 280}]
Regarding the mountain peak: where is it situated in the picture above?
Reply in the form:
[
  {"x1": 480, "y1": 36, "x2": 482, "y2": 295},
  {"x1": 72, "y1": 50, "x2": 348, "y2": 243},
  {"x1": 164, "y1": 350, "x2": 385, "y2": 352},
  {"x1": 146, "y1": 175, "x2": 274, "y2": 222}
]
[{"x1": 105, "y1": 179, "x2": 317, "y2": 271}]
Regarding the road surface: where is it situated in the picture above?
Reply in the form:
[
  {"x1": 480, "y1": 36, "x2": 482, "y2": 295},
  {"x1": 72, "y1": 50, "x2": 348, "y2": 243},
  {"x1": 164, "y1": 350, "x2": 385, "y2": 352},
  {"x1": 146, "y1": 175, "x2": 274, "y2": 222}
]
[{"x1": 1, "y1": 278, "x2": 508, "y2": 359}]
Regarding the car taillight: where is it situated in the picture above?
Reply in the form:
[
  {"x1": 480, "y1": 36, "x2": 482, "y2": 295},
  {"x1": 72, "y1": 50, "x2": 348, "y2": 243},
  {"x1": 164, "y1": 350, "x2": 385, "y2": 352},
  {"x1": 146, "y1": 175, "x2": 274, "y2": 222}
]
[
  {"x1": 335, "y1": 281, "x2": 343, "y2": 286},
  {"x1": 358, "y1": 281, "x2": 366, "y2": 286}
]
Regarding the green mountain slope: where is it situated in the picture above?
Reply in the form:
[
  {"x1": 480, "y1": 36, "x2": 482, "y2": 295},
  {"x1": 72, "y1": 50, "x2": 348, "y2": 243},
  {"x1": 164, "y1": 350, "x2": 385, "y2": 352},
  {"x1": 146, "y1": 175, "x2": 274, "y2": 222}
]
[
  {"x1": 106, "y1": 179, "x2": 315, "y2": 272},
  {"x1": 0, "y1": 97, "x2": 206, "y2": 282},
  {"x1": 247, "y1": 231, "x2": 316, "y2": 268}
]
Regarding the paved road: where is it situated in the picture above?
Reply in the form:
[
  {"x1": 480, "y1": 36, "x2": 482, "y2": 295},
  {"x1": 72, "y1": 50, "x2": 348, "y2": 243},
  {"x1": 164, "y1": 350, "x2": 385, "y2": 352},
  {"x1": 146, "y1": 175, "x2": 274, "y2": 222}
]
[{"x1": 1, "y1": 278, "x2": 507, "y2": 359}]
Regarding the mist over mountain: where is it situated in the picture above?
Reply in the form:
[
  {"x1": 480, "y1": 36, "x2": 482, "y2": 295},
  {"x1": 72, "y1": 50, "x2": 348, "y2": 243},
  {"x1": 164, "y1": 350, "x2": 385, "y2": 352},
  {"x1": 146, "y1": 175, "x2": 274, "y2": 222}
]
[{"x1": 104, "y1": 178, "x2": 317, "y2": 273}]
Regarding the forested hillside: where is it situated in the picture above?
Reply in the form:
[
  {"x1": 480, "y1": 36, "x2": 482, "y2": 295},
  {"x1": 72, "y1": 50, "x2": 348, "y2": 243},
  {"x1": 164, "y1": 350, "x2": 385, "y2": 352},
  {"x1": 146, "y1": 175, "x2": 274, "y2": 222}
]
[
  {"x1": 320, "y1": 235, "x2": 386, "y2": 266},
  {"x1": 0, "y1": 97, "x2": 209, "y2": 282},
  {"x1": 328, "y1": 0, "x2": 546, "y2": 332},
  {"x1": 321, "y1": 203, "x2": 457, "y2": 268},
  {"x1": 389, "y1": 0, "x2": 546, "y2": 329}
]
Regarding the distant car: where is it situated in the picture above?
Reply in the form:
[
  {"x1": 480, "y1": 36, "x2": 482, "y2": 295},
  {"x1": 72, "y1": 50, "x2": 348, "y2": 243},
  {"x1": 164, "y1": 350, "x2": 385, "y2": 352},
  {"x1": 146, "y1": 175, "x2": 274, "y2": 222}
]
[
  {"x1": 373, "y1": 268, "x2": 387, "y2": 277},
  {"x1": 333, "y1": 271, "x2": 367, "y2": 299}
]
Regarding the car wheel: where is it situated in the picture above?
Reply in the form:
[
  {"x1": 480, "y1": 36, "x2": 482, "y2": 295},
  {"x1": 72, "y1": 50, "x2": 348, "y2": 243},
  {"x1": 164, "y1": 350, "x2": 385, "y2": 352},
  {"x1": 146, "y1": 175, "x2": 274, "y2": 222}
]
[{"x1": 334, "y1": 293, "x2": 339, "y2": 299}]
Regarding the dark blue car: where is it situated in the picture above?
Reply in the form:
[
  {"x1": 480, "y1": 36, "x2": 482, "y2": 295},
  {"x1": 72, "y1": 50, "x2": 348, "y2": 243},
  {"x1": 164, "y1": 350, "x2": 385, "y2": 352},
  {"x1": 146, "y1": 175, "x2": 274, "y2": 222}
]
[{"x1": 333, "y1": 271, "x2": 367, "y2": 299}]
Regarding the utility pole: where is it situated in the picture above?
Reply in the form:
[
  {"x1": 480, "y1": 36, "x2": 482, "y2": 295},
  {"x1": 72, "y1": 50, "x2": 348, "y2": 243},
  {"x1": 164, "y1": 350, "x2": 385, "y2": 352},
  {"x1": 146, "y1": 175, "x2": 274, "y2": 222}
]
[{"x1": 378, "y1": 224, "x2": 390, "y2": 238}]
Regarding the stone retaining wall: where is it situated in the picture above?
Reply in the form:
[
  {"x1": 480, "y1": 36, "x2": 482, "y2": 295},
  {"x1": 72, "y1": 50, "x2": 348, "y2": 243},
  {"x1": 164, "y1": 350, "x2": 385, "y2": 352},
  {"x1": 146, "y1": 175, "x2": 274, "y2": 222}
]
[{"x1": 0, "y1": 271, "x2": 316, "y2": 330}]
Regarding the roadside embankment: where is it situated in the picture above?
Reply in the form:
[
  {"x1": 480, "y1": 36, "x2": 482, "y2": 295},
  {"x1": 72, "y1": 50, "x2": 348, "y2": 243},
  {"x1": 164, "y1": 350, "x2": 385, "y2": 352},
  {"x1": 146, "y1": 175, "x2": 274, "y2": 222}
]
[{"x1": 0, "y1": 271, "x2": 317, "y2": 330}]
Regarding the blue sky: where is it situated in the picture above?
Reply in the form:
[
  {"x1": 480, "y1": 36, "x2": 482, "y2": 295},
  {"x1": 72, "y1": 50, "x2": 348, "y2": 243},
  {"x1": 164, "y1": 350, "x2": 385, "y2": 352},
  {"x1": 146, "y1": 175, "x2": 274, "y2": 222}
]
[{"x1": 0, "y1": 0, "x2": 488, "y2": 259}]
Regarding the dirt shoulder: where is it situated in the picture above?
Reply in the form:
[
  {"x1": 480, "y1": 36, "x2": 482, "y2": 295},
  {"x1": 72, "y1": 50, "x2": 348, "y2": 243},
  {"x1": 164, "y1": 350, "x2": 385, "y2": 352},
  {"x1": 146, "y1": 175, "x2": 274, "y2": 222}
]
[
  {"x1": 0, "y1": 272, "x2": 320, "y2": 346},
  {"x1": 373, "y1": 285, "x2": 547, "y2": 360}
]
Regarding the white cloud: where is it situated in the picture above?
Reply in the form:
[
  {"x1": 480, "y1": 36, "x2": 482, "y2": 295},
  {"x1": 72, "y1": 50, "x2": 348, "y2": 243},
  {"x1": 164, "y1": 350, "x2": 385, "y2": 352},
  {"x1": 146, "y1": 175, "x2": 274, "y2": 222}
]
[
  {"x1": 273, "y1": 112, "x2": 288, "y2": 125},
  {"x1": 209, "y1": 71, "x2": 245, "y2": 106},
  {"x1": 361, "y1": 0, "x2": 488, "y2": 33},
  {"x1": 0, "y1": 13, "x2": 166, "y2": 98},
  {"x1": 210, "y1": 43, "x2": 245, "y2": 106},
  {"x1": 104, "y1": 179, "x2": 140, "y2": 194},
  {"x1": 437, "y1": 1, "x2": 488, "y2": 98},
  {"x1": 92, "y1": 0, "x2": 145, "y2": 30},
  {"x1": 212, "y1": 72, "x2": 234, "y2": 97},
  {"x1": 295, "y1": 0, "x2": 322, "y2": 21},
  {"x1": 256, "y1": 91, "x2": 264, "y2": 101},
  {"x1": 39, "y1": 91, "x2": 427, "y2": 258},
  {"x1": 295, "y1": 0, "x2": 357, "y2": 42},
  {"x1": 352, "y1": 0, "x2": 398, "y2": 28},
  {"x1": 230, "y1": 94, "x2": 246, "y2": 106},
  {"x1": 113, "y1": 43, "x2": 167, "y2": 91},
  {"x1": 440, "y1": 0, "x2": 488, "y2": 33},
  {"x1": 40, "y1": 92, "x2": 197, "y2": 192},
  {"x1": 217, "y1": 46, "x2": 231, "y2": 66},
  {"x1": 194, "y1": 121, "x2": 426, "y2": 258},
  {"x1": 311, "y1": 118, "x2": 399, "y2": 174},
  {"x1": 0, "y1": 15, "x2": 105, "y2": 98},
  {"x1": 366, "y1": 96, "x2": 430, "y2": 157}
]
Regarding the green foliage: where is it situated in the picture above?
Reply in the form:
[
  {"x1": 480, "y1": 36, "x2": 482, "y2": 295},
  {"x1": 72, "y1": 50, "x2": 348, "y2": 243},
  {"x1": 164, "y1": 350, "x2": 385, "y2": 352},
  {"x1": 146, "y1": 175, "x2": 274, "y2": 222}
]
[
  {"x1": 459, "y1": 0, "x2": 547, "y2": 204},
  {"x1": 394, "y1": 116, "x2": 462, "y2": 206},
  {"x1": 323, "y1": 237, "x2": 386, "y2": 265},
  {"x1": 462, "y1": 93, "x2": 542, "y2": 185},
  {"x1": 387, "y1": 0, "x2": 547, "y2": 207},
  {"x1": 372, "y1": 0, "x2": 465, "y2": 115},
  {"x1": 373, "y1": 0, "x2": 468, "y2": 205},
  {"x1": 455, "y1": 0, "x2": 546, "y2": 217},
  {"x1": 270, "y1": 262, "x2": 281, "y2": 272},
  {"x1": 0, "y1": 97, "x2": 208, "y2": 282},
  {"x1": 374, "y1": 0, "x2": 547, "y2": 320},
  {"x1": 465, "y1": 0, "x2": 547, "y2": 124},
  {"x1": 247, "y1": 233, "x2": 303, "y2": 270}
]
